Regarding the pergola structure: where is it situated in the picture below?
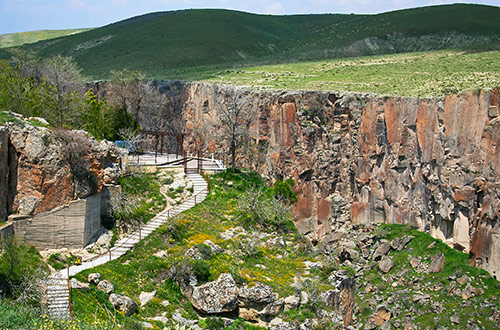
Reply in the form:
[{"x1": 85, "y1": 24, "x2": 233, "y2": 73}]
[{"x1": 140, "y1": 130, "x2": 185, "y2": 162}]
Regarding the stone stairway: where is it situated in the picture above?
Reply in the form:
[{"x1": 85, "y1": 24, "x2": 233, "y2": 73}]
[{"x1": 46, "y1": 173, "x2": 208, "y2": 319}]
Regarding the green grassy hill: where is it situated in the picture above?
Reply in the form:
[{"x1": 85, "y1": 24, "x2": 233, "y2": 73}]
[
  {"x1": 1, "y1": 4, "x2": 498, "y2": 80},
  {"x1": 0, "y1": 28, "x2": 90, "y2": 49}
]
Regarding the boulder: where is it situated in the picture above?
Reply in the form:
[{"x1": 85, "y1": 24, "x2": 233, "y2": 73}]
[
  {"x1": 239, "y1": 283, "x2": 278, "y2": 306},
  {"x1": 373, "y1": 242, "x2": 391, "y2": 261},
  {"x1": 88, "y1": 273, "x2": 101, "y2": 285},
  {"x1": 97, "y1": 280, "x2": 115, "y2": 294},
  {"x1": 238, "y1": 283, "x2": 283, "y2": 322},
  {"x1": 428, "y1": 253, "x2": 446, "y2": 273},
  {"x1": 284, "y1": 295, "x2": 300, "y2": 310},
  {"x1": 189, "y1": 273, "x2": 238, "y2": 314},
  {"x1": 70, "y1": 278, "x2": 89, "y2": 290},
  {"x1": 378, "y1": 255, "x2": 394, "y2": 273},
  {"x1": 109, "y1": 293, "x2": 138, "y2": 316},
  {"x1": 139, "y1": 290, "x2": 156, "y2": 307},
  {"x1": 373, "y1": 305, "x2": 391, "y2": 326},
  {"x1": 269, "y1": 318, "x2": 297, "y2": 330},
  {"x1": 391, "y1": 236, "x2": 413, "y2": 251}
]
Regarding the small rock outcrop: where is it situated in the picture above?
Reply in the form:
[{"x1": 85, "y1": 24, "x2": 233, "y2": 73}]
[
  {"x1": 97, "y1": 280, "x2": 115, "y2": 294},
  {"x1": 70, "y1": 278, "x2": 89, "y2": 290},
  {"x1": 88, "y1": 273, "x2": 101, "y2": 285},
  {"x1": 188, "y1": 273, "x2": 238, "y2": 314},
  {"x1": 109, "y1": 293, "x2": 138, "y2": 316},
  {"x1": 428, "y1": 252, "x2": 446, "y2": 273}
]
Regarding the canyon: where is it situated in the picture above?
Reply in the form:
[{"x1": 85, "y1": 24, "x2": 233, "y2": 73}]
[{"x1": 123, "y1": 81, "x2": 500, "y2": 279}]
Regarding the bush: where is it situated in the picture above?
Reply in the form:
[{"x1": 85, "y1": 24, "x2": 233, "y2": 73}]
[
  {"x1": 273, "y1": 178, "x2": 297, "y2": 204},
  {"x1": 192, "y1": 260, "x2": 211, "y2": 284}
]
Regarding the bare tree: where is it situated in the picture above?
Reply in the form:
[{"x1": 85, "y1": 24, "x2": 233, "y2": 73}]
[
  {"x1": 8, "y1": 48, "x2": 43, "y2": 79},
  {"x1": 108, "y1": 69, "x2": 146, "y2": 121},
  {"x1": 212, "y1": 93, "x2": 252, "y2": 172},
  {"x1": 42, "y1": 55, "x2": 83, "y2": 127}
]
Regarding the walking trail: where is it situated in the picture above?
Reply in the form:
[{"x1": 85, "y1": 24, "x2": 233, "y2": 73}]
[{"x1": 46, "y1": 173, "x2": 208, "y2": 319}]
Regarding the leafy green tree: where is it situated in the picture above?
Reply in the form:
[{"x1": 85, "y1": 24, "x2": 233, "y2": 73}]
[
  {"x1": 81, "y1": 90, "x2": 139, "y2": 141},
  {"x1": 0, "y1": 60, "x2": 55, "y2": 119}
]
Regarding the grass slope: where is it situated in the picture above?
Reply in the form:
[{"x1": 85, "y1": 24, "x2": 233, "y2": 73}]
[
  {"x1": 1, "y1": 4, "x2": 498, "y2": 80},
  {"x1": 204, "y1": 49, "x2": 500, "y2": 97},
  {"x1": 0, "y1": 29, "x2": 90, "y2": 49}
]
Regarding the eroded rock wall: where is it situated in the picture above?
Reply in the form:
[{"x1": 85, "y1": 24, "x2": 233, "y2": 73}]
[
  {"x1": 6, "y1": 125, "x2": 119, "y2": 216},
  {"x1": 132, "y1": 81, "x2": 500, "y2": 277},
  {"x1": 0, "y1": 127, "x2": 8, "y2": 221},
  {"x1": 0, "y1": 120, "x2": 121, "y2": 247}
]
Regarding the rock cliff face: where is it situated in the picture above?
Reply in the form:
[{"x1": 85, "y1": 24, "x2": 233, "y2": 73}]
[
  {"x1": 0, "y1": 127, "x2": 9, "y2": 221},
  {"x1": 125, "y1": 81, "x2": 500, "y2": 278},
  {"x1": 0, "y1": 120, "x2": 120, "y2": 220}
]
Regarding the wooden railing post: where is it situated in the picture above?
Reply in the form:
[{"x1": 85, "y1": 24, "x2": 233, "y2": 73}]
[{"x1": 109, "y1": 248, "x2": 112, "y2": 261}]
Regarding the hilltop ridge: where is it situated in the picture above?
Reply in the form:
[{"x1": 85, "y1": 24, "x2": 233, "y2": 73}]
[{"x1": 1, "y1": 4, "x2": 498, "y2": 80}]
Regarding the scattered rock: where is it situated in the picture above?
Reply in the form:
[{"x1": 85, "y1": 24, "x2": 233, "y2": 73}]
[
  {"x1": 299, "y1": 319, "x2": 318, "y2": 330},
  {"x1": 140, "y1": 321, "x2": 153, "y2": 329},
  {"x1": 109, "y1": 293, "x2": 138, "y2": 316},
  {"x1": 189, "y1": 273, "x2": 238, "y2": 314},
  {"x1": 284, "y1": 295, "x2": 301, "y2": 310},
  {"x1": 378, "y1": 255, "x2": 394, "y2": 273},
  {"x1": 462, "y1": 283, "x2": 481, "y2": 300},
  {"x1": 373, "y1": 241, "x2": 391, "y2": 261},
  {"x1": 139, "y1": 290, "x2": 156, "y2": 307},
  {"x1": 457, "y1": 275, "x2": 471, "y2": 286},
  {"x1": 269, "y1": 318, "x2": 297, "y2": 330},
  {"x1": 428, "y1": 253, "x2": 445, "y2": 273},
  {"x1": 97, "y1": 280, "x2": 114, "y2": 294},
  {"x1": 409, "y1": 257, "x2": 421, "y2": 269},
  {"x1": 70, "y1": 278, "x2": 89, "y2": 290},
  {"x1": 155, "y1": 250, "x2": 168, "y2": 259},
  {"x1": 391, "y1": 235, "x2": 413, "y2": 251},
  {"x1": 450, "y1": 313, "x2": 460, "y2": 324},
  {"x1": 172, "y1": 312, "x2": 199, "y2": 327},
  {"x1": 87, "y1": 273, "x2": 100, "y2": 285},
  {"x1": 203, "y1": 239, "x2": 224, "y2": 254},
  {"x1": 373, "y1": 305, "x2": 391, "y2": 326},
  {"x1": 300, "y1": 291, "x2": 309, "y2": 305}
]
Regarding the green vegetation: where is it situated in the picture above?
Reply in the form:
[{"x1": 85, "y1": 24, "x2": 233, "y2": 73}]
[
  {"x1": 0, "y1": 29, "x2": 91, "y2": 50},
  {"x1": 66, "y1": 170, "x2": 500, "y2": 329},
  {"x1": 204, "y1": 49, "x2": 500, "y2": 97},
  {"x1": 356, "y1": 224, "x2": 500, "y2": 329},
  {"x1": 47, "y1": 253, "x2": 78, "y2": 271},
  {"x1": 115, "y1": 173, "x2": 167, "y2": 225},
  {"x1": 0, "y1": 237, "x2": 47, "y2": 296},
  {"x1": 70, "y1": 170, "x2": 317, "y2": 328},
  {"x1": 0, "y1": 29, "x2": 91, "y2": 49},
  {"x1": 0, "y1": 54, "x2": 139, "y2": 139},
  {"x1": 1, "y1": 4, "x2": 498, "y2": 84}
]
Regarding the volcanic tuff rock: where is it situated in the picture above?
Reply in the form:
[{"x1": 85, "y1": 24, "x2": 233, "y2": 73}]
[
  {"x1": 109, "y1": 293, "x2": 138, "y2": 316},
  {"x1": 98, "y1": 80, "x2": 500, "y2": 278},
  {"x1": 0, "y1": 120, "x2": 120, "y2": 220},
  {"x1": 188, "y1": 273, "x2": 239, "y2": 314}
]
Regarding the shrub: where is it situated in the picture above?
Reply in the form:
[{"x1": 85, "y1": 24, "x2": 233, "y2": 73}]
[{"x1": 192, "y1": 260, "x2": 211, "y2": 284}]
